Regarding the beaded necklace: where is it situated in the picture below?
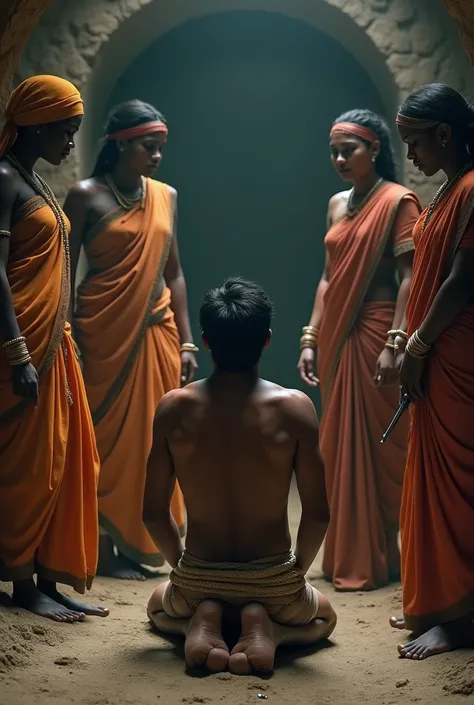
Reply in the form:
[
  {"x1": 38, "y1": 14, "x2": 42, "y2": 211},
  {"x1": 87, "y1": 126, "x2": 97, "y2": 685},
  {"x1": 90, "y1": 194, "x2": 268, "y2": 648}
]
[
  {"x1": 104, "y1": 173, "x2": 147, "y2": 210},
  {"x1": 422, "y1": 162, "x2": 472, "y2": 233},
  {"x1": 346, "y1": 178, "x2": 383, "y2": 218},
  {"x1": 6, "y1": 152, "x2": 73, "y2": 405}
]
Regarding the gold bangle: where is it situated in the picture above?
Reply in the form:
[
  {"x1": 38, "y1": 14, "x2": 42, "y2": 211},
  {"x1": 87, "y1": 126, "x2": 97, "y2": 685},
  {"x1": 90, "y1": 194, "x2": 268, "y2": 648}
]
[
  {"x1": 406, "y1": 330, "x2": 430, "y2": 359},
  {"x1": 2, "y1": 335, "x2": 26, "y2": 348},
  {"x1": 385, "y1": 342, "x2": 396, "y2": 350},
  {"x1": 302, "y1": 325, "x2": 319, "y2": 335},
  {"x1": 180, "y1": 343, "x2": 199, "y2": 353},
  {"x1": 10, "y1": 354, "x2": 32, "y2": 366},
  {"x1": 300, "y1": 336, "x2": 317, "y2": 351},
  {"x1": 3, "y1": 337, "x2": 31, "y2": 366},
  {"x1": 387, "y1": 329, "x2": 408, "y2": 341}
]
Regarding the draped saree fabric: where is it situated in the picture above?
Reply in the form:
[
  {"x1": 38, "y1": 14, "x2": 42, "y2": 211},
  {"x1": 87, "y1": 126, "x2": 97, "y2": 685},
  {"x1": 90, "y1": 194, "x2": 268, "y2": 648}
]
[
  {"x1": 0, "y1": 199, "x2": 99, "y2": 591},
  {"x1": 401, "y1": 171, "x2": 474, "y2": 633},
  {"x1": 74, "y1": 179, "x2": 185, "y2": 568},
  {"x1": 318, "y1": 182, "x2": 420, "y2": 591}
]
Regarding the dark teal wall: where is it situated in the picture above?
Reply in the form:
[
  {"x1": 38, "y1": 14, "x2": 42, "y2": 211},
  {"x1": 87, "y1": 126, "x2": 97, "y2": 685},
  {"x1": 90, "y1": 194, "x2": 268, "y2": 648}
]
[{"x1": 109, "y1": 11, "x2": 386, "y2": 408}]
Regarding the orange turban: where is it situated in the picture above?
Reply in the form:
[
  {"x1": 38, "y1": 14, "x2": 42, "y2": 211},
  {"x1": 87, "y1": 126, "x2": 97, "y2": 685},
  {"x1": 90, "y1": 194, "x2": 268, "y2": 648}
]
[{"x1": 0, "y1": 74, "x2": 84, "y2": 157}]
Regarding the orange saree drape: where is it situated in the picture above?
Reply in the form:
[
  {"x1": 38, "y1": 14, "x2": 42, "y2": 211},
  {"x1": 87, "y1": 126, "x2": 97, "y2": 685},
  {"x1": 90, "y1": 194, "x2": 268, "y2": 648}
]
[
  {"x1": 0, "y1": 197, "x2": 99, "y2": 592},
  {"x1": 401, "y1": 171, "x2": 474, "y2": 633},
  {"x1": 75, "y1": 179, "x2": 185, "y2": 568},
  {"x1": 319, "y1": 182, "x2": 420, "y2": 591}
]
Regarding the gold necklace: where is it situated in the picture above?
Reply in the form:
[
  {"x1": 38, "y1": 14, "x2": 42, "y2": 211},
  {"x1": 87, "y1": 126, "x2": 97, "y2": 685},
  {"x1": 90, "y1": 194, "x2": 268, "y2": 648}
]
[
  {"x1": 346, "y1": 178, "x2": 383, "y2": 218},
  {"x1": 421, "y1": 163, "x2": 472, "y2": 233},
  {"x1": 104, "y1": 173, "x2": 147, "y2": 210},
  {"x1": 6, "y1": 152, "x2": 73, "y2": 405}
]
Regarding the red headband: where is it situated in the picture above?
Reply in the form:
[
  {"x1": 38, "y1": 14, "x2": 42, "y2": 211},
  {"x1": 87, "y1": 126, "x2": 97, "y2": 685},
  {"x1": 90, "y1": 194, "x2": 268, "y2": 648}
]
[
  {"x1": 106, "y1": 120, "x2": 168, "y2": 141},
  {"x1": 395, "y1": 113, "x2": 439, "y2": 130},
  {"x1": 330, "y1": 121, "x2": 379, "y2": 144}
]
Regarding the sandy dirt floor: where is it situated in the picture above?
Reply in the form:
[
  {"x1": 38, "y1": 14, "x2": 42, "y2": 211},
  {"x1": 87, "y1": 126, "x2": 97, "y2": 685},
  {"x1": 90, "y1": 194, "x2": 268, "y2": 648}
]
[{"x1": 1, "y1": 486, "x2": 473, "y2": 705}]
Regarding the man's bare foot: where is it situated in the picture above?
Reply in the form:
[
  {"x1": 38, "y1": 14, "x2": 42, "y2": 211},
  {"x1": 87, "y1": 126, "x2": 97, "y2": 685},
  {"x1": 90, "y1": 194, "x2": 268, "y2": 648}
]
[
  {"x1": 390, "y1": 616, "x2": 406, "y2": 630},
  {"x1": 229, "y1": 603, "x2": 276, "y2": 676},
  {"x1": 37, "y1": 579, "x2": 109, "y2": 618},
  {"x1": 398, "y1": 618, "x2": 474, "y2": 661},
  {"x1": 184, "y1": 601, "x2": 230, "y2": 673},
  {"x1": 13, "y1": 579, "x2": 84, "y2": 623},
  {"x1": 97, "y1": 535, "x2": 146, "y2": 580}
]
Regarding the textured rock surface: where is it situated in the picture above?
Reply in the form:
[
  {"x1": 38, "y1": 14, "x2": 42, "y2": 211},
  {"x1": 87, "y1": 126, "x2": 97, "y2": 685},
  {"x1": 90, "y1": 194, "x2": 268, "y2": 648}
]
[
  {"x1": 443, "y1": 0, "x2": 474, "y2": 67},
  {"x1": 1, "y1": 0, "x2": 473, "y2": 203},
  {"x1": 0, "y1": 0, "x2": 53, "y2": 106}
]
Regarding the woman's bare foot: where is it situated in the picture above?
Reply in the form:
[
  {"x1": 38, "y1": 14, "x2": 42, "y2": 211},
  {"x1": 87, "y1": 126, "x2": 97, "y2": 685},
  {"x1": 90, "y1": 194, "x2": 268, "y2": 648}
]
[
  {"x1": 229, "y1": 603, "x2": 276, "y2": 676},
  {"x1": 13, "y1": 579, "x2": 84, "y2": 623},
  {"x1": 390, "y1": 616, "x2": 406, "y2": 630},
  {"x1": 184, "y1": 601, "x2": 230, "y2": 673},
  {"x1": 37, "y1": 579, "x2": 109, "y2": 618},
  {"x1": 398, "y1": 617, "x2": 474, "y2": 661},
  {"x1": 97, "y1": 535, "x2": 146, "y2": 580}
]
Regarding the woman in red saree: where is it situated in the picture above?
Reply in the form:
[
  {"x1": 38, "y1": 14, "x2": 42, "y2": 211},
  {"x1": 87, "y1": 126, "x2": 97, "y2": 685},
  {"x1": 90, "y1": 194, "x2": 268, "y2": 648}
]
[
  {"x1": 298, "y1": 110, "x2": 420, "y2": 591},
  {"x1": 391, "y1": 83, "x2": 474, "y2": 660},
  {"x1": 65, "y1": 101, "x2": 196, "y2": 580}
]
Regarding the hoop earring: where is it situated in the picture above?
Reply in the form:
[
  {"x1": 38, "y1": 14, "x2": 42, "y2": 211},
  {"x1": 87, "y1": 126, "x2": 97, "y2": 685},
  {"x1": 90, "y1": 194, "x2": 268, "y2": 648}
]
[{"x1": 441, "y1": 140, "x2": 447, "y2": 148}]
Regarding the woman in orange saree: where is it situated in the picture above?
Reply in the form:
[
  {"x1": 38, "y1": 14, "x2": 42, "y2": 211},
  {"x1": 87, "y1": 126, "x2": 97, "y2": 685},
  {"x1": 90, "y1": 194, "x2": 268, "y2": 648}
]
[
  {"x1": 0, "y1": 75, "x2": 107, "y2": 622},
  {"x1": 65, "y1": 101, "x2": 196, "y2": 580},
  {"x1": 298, "y1": 110, "x2": 420, "y2": 591},
  {"x1": 391, "y1": 84, "x2": 474, "y2": 660}
]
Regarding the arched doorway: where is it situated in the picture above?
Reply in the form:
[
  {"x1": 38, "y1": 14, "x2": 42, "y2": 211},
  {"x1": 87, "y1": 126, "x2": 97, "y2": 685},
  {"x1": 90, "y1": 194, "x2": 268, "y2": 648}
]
[{"x1": 104, "y1": 10, "x2": 387, "y2": 393}]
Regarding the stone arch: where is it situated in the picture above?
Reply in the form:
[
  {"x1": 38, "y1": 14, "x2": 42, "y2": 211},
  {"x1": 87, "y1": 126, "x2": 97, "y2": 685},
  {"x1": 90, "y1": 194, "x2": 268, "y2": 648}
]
[{"x1": 19, "y1": 0, "x2": 474, "y2": 203}]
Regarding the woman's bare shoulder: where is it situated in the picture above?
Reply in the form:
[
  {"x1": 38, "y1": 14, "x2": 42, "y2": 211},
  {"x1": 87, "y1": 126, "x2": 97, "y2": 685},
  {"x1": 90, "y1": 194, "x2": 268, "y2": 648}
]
[
  {"x1": 328, "y1": 190, "x2": 351, "y2": 208},
  {"x1": 328, "y1": 190, "x2": 351, "y2": 226}
]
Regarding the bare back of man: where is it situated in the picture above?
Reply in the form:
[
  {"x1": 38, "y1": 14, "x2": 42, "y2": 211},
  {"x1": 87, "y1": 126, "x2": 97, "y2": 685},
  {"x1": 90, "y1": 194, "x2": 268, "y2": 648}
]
[
  {"x1": 143, "y1": 278, "x2": 336, "y2": 674},
  {"x1": 144, "y1": 380, "x2": 335, "y2": 674}
]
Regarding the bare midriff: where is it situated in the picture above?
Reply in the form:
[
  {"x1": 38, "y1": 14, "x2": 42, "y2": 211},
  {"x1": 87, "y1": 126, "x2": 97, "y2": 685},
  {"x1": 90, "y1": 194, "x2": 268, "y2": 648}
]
[{"x1": 364, "y1": 256, "x2": 398, "y2": 303}]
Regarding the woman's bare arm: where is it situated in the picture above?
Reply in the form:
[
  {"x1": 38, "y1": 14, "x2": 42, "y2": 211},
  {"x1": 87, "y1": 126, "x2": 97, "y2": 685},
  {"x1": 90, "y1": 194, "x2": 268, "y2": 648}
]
[
  {"x1": 0, "y1": 166, "x2": 21, "y2": 343},
  {"x1": 63, "y1": 183, "x2": 91, "y2": 330},
  {"x1": 163, "y1": 188, "x2": 194, "y2": 345}
]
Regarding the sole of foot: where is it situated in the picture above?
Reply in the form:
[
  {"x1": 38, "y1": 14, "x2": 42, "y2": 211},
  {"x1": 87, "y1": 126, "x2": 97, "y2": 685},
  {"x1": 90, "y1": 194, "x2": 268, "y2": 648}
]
[
  {"x1": 184, "y1": 601, "x2": 230, "y2": 673},
  {"x1": 229, "y1": 603, "x2": 276, "y2": 676}
]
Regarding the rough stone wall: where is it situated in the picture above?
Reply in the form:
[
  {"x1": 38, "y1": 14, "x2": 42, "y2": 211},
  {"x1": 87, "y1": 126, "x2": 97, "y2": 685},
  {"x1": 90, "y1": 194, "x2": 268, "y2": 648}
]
[
  {"x1": 443, "y1": 0, "x2": 474, "y2": 67},
  {"x1": 0, "y1": 0, "x2": 53, "y2": 106},
  {"x1": 11, "y1": 0, "x2": 474, "y2": 204}
]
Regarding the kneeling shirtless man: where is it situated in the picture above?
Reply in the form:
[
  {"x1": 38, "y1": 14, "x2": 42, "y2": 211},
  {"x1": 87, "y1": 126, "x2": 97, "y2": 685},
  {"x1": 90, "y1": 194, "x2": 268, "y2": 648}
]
[{"x1": 143, "y1": 278, "x2": 336, "y2": 674}]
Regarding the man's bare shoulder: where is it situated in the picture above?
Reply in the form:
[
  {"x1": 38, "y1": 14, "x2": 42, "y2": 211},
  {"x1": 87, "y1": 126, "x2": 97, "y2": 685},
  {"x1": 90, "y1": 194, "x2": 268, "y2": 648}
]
[
  {"x1": 156, "y1": 381, "x2": 205, "y2": 416},
  {"x1": 259, "y1": 380, "x2": 318, "y2": 422}
]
